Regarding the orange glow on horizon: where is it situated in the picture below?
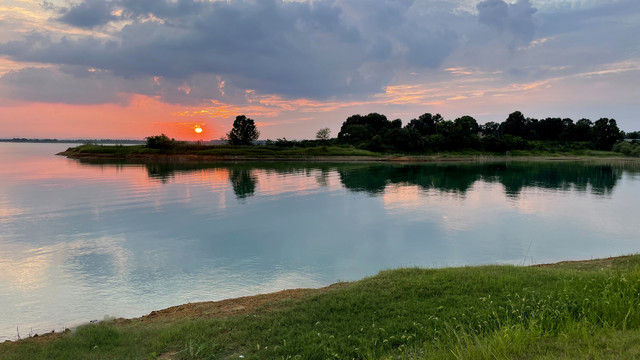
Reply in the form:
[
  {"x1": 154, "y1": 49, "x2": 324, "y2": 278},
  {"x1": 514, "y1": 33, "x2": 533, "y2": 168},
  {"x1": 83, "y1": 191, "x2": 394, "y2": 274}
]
[{"x1": 0, "y1": 95, "x2": 226, "y2": 141}]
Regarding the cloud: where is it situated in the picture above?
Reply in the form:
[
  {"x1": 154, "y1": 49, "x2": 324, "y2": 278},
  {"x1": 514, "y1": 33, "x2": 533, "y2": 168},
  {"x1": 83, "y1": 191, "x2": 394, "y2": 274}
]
[
  {"x1": 0, "y1": 67, "x2": 127, "y2": 104},
  {"x1": 57, "y1": 0, "x2": 119, "y2": 29},
  {"x1": 477, "y1": 0, "x2": 509, "y2": 31},
  {"x1": 0, "y1": 0, "x2": 638, "y2": 131},
  {"x1": 476, "y1": 0, "x2": 539, "y2": 49},
  {"x1": 0, "y1": 0, "x2": 463, "y2": 103}
]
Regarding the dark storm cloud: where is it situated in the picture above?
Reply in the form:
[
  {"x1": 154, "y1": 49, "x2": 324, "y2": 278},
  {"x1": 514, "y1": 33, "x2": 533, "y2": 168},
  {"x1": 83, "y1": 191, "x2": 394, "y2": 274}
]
[
  {"x1": 477, "y1": 0, "x2": 509, "y2": 31},
  {"x1": 57, "y1": 0, "x2": 119, "y2": 29},
  {"x1": 477, "y1": 0, "x2": 538, "y2": 48},
  {"x1": 0, "y1": 0, "x2": 463, "y2": 102},
  {"x1": 3, "y1": 0, "x2": 638, "y2": 107},
  {"x1": 117, "y1": 0, "x2": 207, "y2": 20}
]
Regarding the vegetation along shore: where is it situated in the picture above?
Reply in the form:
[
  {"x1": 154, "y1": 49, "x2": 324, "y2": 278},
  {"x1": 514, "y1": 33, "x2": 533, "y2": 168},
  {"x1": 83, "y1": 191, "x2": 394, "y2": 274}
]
[
  {"x1": 58, "y1": 111, "x2": 640, "y2": 161},
  {"x1": 2, "y1": 255, "x2": 640, "y2": 359}
]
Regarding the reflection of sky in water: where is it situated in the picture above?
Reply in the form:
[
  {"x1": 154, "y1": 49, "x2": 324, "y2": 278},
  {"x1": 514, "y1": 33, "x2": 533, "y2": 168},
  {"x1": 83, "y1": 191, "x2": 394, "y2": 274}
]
[{"x1": 1, "y1": 143, "x2": 639, "y2": 340}]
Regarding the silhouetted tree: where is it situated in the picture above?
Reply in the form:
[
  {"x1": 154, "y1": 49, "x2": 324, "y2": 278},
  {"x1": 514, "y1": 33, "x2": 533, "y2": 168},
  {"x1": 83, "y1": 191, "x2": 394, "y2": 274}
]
[
  {"x1": 454, "y1": 116, "x2": 479, "y2": 136},
  {"x1": 627, "y1": 131, "x2": 640, "y2": 140},
  {"x1": 501, "y1": 111, "x2": 527, "y2": 138},
  {"x1": 559, "y1": 118, "x2": 575, "y2": 141},
  {"x1": 449, "y1": 116, "x2": 480, "y2": 149},
  {"x1": 331, "y1": 110, "x2": 635, "y2": 154},
  {"x1": 538, "y1": 117, "x2": 565, "y2": 141},
  {"x1": 228, "y1": 115, "x2": 260, "y2": 145},
  {"x1": 591, "y1": 118, "x2": 623, "y2": 150},
  {"x1": 574, "y1": 119, "x2": 593, "y2": 142},
  {"x1": 338, "y1": 113, "x2": 393, "y2": 144},
  {"x1": 406, "y1": 113, "x2": 443, "y2": 136},
  {"x1": 481, "y1": 122, "x2": 501, "y2": 137}
]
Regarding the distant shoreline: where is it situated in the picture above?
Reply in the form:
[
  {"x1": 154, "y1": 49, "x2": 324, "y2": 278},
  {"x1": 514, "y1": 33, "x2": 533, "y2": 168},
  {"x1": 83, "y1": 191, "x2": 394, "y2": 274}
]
[{"x1": 1, "y1": 139, "x2": 145, "y2": 144}]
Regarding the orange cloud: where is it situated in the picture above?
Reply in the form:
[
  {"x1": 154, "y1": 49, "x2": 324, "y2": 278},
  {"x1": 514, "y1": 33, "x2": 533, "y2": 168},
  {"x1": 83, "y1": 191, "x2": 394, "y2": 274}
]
[
  {"x1": 0, "y1": 57, "x2": 49, "y2": 75},
  {"x1": 0, "y1": 4, "x2": 112, "y2": 39},
  {"x1": 175, "y1": 94, "x2": 371, "y2": 121}
]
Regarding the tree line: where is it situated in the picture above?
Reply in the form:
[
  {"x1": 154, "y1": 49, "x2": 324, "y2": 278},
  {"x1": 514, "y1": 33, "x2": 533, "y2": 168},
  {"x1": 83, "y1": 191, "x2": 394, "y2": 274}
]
[
  {"x1": 336, "y1": 111, "x2": 630, "y2": 153},
  {"x1": 146, "y1": 112, "x2": 638, "y2": 155}
]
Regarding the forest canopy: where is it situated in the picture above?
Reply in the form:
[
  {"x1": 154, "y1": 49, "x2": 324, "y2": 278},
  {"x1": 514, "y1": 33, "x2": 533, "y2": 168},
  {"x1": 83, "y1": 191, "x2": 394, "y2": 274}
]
[{"x1": 335, "y1": 111, "x2": 627, "y2": 153}]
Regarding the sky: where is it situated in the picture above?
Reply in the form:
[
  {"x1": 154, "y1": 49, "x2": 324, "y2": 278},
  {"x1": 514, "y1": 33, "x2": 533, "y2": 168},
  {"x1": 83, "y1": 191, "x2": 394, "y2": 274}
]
[{"x1": 0, "y1": 0, "x2": 639, "y2": 140}]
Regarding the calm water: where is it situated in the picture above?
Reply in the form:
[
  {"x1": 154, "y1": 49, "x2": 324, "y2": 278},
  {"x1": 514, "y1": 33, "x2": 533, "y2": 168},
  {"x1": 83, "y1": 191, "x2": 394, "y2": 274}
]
[{"x1": 1, "y1": 143, "x2": 640, "y2": 340}]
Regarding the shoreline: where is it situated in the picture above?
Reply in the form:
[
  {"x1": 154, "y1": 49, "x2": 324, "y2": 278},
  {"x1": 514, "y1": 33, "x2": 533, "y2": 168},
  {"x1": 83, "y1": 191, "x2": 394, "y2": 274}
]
[
  {"x1": 57, "y1": 150, "x2": 637, "y2": 163},
  {"x1": 4, "y1": 254, "x2": 636, "y2": 345}
]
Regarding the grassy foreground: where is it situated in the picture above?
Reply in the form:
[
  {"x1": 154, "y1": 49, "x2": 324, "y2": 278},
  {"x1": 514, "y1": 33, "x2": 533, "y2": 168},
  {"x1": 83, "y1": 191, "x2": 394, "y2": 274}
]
[{"x1": 3, "y1": 256, "x2": 640, "y2": 359}]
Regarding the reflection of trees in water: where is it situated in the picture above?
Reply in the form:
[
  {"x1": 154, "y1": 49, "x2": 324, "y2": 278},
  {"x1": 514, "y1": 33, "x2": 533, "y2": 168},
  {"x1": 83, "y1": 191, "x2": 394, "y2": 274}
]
[
  {"x1": 145, "y1": 164, "x2": 176, "y2": 183},
  {"x1": 74, "y1": 159, "x2": 639, "y2": 199},
  {"x1": 144, "y1": 163, "x2": 259, "y2": 199},
  {"x1": 495, "y1": 163, "x2": 621, "y2": 197},
  {"x1": 229, "y1": 168, "x2": 257, "y2": 199},
  {"x1": 337, "y1": 162, "x2": 631, "y2": 197},
  {"x1": 315, "y1": 169, "x2": 330, "y2": 187}
]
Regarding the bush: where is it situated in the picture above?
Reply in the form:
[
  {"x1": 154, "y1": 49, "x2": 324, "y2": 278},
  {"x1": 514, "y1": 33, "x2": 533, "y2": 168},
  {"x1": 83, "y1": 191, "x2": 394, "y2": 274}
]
[
  {"x1": 145, "y1": 134, "x2": 177, "y2": 150},
  {"x1": 275, "y1": 138, "x2": 296, "y2": 147},
  {"x1": 613, "y1": 141, "x2": 640, "y2": 157}
]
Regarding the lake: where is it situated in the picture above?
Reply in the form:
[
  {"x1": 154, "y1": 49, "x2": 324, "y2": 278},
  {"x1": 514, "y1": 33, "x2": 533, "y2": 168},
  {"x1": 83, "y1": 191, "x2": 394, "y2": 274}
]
[{"x1": 1, "y1": 142, "x2": 639, "y2": 341}]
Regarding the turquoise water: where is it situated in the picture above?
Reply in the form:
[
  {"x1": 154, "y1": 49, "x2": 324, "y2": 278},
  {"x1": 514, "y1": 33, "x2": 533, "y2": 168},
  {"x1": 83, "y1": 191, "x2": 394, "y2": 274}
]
[{"x1": 1, "y1": 143, "x2": 639, "y2": 341}]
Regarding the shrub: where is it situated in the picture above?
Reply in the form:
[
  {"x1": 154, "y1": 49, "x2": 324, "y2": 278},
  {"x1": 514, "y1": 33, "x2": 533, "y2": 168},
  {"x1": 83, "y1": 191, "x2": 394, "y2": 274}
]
[{"x1": 145, "y1": 134, "x2": 177, "y2": 150}]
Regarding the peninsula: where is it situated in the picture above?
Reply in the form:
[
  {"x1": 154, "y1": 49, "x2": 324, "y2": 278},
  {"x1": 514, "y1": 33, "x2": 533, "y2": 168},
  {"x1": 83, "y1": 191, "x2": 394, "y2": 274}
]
[{"x1": 57, "y1": 111, "x2": 640, "y2": 162}]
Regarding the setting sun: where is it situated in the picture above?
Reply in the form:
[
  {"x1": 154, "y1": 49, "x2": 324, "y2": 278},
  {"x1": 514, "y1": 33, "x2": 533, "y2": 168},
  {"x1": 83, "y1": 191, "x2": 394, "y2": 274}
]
[{"x1": 195, "y1": 126, "x2": 203, "y2": 134}]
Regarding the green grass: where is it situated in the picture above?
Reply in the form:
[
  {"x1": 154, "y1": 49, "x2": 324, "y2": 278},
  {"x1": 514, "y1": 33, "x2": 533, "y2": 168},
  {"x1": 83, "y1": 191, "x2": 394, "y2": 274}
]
[
  {"x1": 4, "y1": 255, "x2": 640, "y2": 359},
  {"x1": 60, "y1": 144, "x2": 381, "y2": 158},
  {"x1": 507, "y1": 149, "x2": 620, "y2": 157},
  {"x1": 61, "y1": 144, "x2": 627, "y2": 161}
]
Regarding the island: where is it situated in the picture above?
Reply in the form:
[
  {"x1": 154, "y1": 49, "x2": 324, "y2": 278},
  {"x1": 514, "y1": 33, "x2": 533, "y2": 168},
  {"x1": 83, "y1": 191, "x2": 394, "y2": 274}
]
[{"x1": 57, "y1": 112, "x2": 640, "y2": 162}]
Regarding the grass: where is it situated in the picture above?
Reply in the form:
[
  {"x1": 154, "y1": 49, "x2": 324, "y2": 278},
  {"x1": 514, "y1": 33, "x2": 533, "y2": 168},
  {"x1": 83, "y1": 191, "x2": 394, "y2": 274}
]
[
  {"x1": 3, "y1": 255, "x2": 640, "y2": 359},
  {"x1": 59, "y1": 143, "x2": 628, "y2": 161},
  {"x1": 60, "y1": 144, "x2": 382, "y2": 158},
  {"x1": 507, "y1": 149, "x2": 619, "y2": 157}
]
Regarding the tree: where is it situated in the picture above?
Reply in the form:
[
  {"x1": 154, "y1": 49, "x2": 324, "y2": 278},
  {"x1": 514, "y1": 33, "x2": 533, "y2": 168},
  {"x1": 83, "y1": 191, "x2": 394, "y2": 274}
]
[
  {"x1": 626, "y1": 131, "x2": 640, "y2": 140},
  {"x1": 481, "y1": 122, "x2": 501, "y2": 137},
  {"x1": 454, "y1": 116, "x2": 479, "y2": 136},
  {"x1": 591, "y1": 118, "x2": 623, "y2": 150},
  {"x1": 337, "y1": 113, "x2": 393, "y2": 144},
  {"x1": 538, "y1": 117, "x2": 564, "y2": 141},
  {"x1": 501, "y1": 111, "x2": 527, "y2": 138},
  {"x1": 228, "y1": 115, "x2": 260, "y2": 145},
  {"x1": 316, "y1": 128, "x2": 331, "y2": 141},
  {"x1": 406, "y1": 113, "x2": 442, "y2": 136},
  {"x1": 574, "y1": 118, "x2": 593, "y2": 142},
  {"x1": 451, "y1": 116, "x2": 480, "y2": 149}
]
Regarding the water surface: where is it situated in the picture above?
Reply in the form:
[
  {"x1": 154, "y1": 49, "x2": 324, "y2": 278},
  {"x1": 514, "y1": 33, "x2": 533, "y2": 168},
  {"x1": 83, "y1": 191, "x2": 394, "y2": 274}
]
[{"x1": 1, "y1": 143, "x2": 639, "y2": 341}]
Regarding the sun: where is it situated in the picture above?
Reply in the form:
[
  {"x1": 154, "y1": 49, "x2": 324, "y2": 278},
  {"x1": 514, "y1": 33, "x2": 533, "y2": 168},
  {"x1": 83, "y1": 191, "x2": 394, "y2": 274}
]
[{"x1": 194, "y1": 126, "x2": 203, "y2": 134}]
